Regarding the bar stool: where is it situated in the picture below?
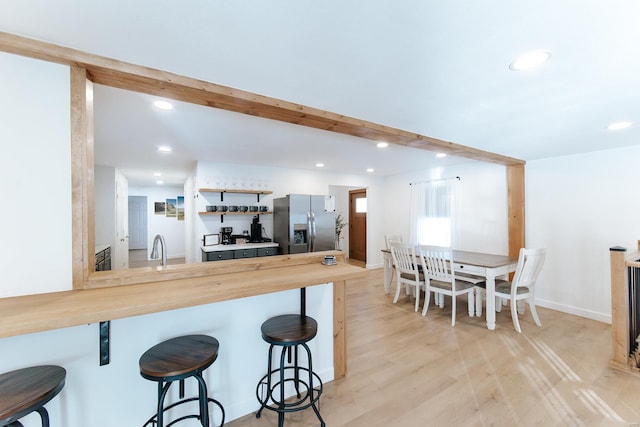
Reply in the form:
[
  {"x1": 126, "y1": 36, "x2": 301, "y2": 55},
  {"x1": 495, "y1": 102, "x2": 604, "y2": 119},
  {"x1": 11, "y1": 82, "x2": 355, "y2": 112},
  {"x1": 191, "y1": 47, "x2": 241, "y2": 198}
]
[
  {"x1": 0, "y1": 365, "x2": 66, "y2": 427},
  {"x1": 255, "y1": 314, "x2": 324, "y2": 427},
  {"x1": 139, "y1": 334, "x2": 225, "y2": 427}
]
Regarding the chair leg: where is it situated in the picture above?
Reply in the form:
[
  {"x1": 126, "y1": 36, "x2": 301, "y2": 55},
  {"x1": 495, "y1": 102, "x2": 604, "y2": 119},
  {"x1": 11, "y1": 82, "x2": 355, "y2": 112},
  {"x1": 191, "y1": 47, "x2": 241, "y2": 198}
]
[
  {"x1": 421, "y1": 291, "x2": 431, "y2": 316},
  {"x1": 414, "y1": 285, "x2": 420, "y2": 312},
  {"x1": 475, "y1": 288, "x2": 483, "y2": 317},
  {"x1": 510, "y1": 298, "x2": 522, "y2": 333},
  {"x1": 451, "y1": 294, "x2": 456, "y2": 326},
  {"x1": 528, "y1": 299, "x2": 542, "y2": 327},
  {"x1": 393, "y1": 279, "x2": 402, "y2": 303},
  {"x1": 518, "y1": 299, "x2": 526, "y2": 315},
  {"x1": 495, "y1": 296, "x2": 502, "y2": 312},
  {"x1": 468, "y1": 291, "x2": 474, "y2": 317}
]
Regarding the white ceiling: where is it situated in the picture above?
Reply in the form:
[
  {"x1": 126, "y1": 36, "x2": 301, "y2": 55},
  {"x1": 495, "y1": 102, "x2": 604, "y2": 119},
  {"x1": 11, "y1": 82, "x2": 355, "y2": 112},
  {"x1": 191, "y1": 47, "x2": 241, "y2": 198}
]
[{"x1": 2, "y1": 1, "x2": 640, "y2": 185}]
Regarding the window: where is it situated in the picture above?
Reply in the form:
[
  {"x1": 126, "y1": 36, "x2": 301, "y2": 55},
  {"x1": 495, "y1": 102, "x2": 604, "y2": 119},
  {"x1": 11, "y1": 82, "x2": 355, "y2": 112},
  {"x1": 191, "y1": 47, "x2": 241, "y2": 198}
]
[
  {"x1": 355, "y1": 197, "x2": 367, "y2": 213},
  {"x1": 410, "y1": 178, "x2": 457, "y2": 247}
]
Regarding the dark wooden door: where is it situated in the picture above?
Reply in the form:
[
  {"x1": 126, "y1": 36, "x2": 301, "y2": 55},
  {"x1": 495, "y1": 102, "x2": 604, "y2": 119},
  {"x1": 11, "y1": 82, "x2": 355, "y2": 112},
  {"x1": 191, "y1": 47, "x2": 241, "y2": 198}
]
[{"x1": 349, "y1": 189, "x2": 367, "y2": 262}]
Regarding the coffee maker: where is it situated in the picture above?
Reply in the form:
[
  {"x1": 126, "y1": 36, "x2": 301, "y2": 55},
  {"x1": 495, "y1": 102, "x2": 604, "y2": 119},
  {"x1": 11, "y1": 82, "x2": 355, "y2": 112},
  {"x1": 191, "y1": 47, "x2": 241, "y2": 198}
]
[
  {"x1": 220, "y1": 227, "x2": 233, "y2": 245},
  {"x1": 250, "y1": 216, "x2": 262, "y2": 243}
]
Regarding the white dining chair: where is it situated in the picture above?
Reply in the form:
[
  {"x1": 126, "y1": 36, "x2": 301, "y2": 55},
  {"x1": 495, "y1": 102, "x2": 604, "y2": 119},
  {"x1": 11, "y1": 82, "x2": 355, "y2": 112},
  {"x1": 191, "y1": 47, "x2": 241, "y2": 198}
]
[
  {"x1": 475, "y1": 248, "x2": 546, "y2": 333},
  {"x1": 418, "y1": 245, "x2": 475, "y2": 326},
  {"x1": 390, "y1": 242, "x2": 424, "y2": 312},
  {"x1": 384, "y1": 234, "x2": 403, "y2": 249}
]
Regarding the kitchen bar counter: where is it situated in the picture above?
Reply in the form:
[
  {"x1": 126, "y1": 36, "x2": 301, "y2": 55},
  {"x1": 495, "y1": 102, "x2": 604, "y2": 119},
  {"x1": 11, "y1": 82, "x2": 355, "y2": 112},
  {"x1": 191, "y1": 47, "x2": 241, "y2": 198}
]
[
  {"x1": 201, "y1": 242, "x2": 278, "y2": 252},
  {"x1": 0, "y1": 251, "x2": 365, "y2": 377}
]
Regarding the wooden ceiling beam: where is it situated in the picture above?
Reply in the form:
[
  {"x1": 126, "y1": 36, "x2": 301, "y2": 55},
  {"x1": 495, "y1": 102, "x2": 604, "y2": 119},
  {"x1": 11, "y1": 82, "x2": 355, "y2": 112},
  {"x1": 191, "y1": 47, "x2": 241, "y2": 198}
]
[{"x1": 0, "y1": 31, "x2": 525, "y2": 166}]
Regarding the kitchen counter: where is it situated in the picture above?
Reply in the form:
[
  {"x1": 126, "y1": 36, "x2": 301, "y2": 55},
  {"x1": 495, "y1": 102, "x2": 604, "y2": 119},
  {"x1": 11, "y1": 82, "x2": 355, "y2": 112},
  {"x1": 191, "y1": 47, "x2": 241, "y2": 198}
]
[
  {"x1": 201, "y1": 242, "x2": 278, "y2": 252},
  {"x1": 0, "y1": 251, "x2": 364, "y2": 378}
]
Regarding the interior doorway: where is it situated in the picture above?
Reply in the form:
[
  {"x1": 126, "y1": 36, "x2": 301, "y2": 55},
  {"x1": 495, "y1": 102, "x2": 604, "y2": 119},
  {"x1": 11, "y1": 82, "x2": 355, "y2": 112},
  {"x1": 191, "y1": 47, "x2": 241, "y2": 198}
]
[
  {"x1": 128, "y1": 196, "x2": 148, "y2": 250},
  {"x1": 349, "y1": 188, "x2": 367, "y2": 262}
]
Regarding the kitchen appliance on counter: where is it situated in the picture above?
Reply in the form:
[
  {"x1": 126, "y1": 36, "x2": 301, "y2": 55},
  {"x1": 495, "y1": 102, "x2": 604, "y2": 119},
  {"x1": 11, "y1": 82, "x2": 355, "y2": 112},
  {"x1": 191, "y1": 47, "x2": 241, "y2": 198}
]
[
  {"x1": 273, "y1": 194, "x2": 335, "y2": 254},
  {"x1": 250, "y1": 216, "x2": 264, "y2": 243},
  {"x1": 220, "y1": 227, "x2": 233, "y2": 245}
]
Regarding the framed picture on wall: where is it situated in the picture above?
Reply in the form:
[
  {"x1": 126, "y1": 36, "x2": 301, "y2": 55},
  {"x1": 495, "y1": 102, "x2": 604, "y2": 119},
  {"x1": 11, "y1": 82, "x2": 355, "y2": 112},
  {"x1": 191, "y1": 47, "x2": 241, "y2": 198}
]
[
  {"x1": 166, "y1": 198, "x2": 177, "y2": 217},
  {"x1": 177, "y1": 195, "x2": 184, "y2": 221},
  {"x1": 154, "y1": 202, "x2": 166, "y2": 215}
]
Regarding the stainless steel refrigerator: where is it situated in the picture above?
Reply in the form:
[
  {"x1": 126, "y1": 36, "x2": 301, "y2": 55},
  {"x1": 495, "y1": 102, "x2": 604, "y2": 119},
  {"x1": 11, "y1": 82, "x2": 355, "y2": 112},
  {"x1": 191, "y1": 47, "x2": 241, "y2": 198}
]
[{"x1": 273, "y1": 194, "x2": 336, "y2": 254}]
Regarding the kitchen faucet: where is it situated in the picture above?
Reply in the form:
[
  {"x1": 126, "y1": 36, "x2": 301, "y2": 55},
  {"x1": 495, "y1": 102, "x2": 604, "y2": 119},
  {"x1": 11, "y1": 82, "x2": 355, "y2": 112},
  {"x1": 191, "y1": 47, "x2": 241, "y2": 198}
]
[{"x1": 150, "y1": 234, "x2": 167, "y2": 266}]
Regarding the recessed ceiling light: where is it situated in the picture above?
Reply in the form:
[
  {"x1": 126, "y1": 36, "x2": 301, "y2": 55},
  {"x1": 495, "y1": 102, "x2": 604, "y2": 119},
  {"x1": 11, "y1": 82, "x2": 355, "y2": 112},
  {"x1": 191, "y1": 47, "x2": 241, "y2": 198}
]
[
  {"x1": 315, "y1": 163, "x2": 324, "y2": 168},
  {"x1": 153, "y1": 172, "x2": 162, "y2": 177},
  {"x1": 366, "y1": 168, "x2": 375, "y2": 173},
  {"x1": 376, "y1": 142, "x2": 389, "y2": 148},
  {"x1": 157, "y1": 145, "x2": 173, "y2": 153},
  {"x1": 153, "y1": 100, "x2": 174, "y2": 111},
  {"x1": 436, "y1": 153, "x2": 447, "y2": 158},
  {"x1": 156, "y1": 180, "x2": 164, "y2": 185},
  {"x1": 509, "y1": 50, "x2": 552, "y2": 71},
  {"x1": 607, "y1": 121, "x2": 632, "y2": 131}
]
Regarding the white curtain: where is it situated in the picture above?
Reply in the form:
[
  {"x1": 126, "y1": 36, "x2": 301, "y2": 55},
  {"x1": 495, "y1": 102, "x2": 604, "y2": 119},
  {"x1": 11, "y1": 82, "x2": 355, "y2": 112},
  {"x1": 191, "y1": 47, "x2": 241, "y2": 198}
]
[{"x1": 409, "y1": 178, "x2": 458, "y2": 247}]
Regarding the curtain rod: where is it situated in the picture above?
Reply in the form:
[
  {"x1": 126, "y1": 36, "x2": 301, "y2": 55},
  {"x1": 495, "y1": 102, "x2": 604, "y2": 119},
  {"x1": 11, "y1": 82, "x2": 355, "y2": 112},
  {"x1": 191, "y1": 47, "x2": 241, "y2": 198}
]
[{"x1": 409, "y1": 176, "x2": 460, "y2": 186}]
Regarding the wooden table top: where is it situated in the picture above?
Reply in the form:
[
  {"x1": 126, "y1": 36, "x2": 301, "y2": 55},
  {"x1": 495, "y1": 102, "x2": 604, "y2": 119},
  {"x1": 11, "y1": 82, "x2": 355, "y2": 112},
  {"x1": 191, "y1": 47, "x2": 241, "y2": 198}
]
[{"x1": 382, "y1": 248, "x2": 517, "y2": 268}]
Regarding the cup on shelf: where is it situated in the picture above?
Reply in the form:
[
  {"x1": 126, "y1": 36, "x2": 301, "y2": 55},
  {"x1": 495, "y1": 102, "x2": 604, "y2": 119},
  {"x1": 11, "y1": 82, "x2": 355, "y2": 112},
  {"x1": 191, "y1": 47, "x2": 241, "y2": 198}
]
[
  {"x1": 239, "y1": 206, "x2": 248, "y2": 212},
  {"x1": 249, "y1": 206, "x2": 259, "y2": 212},
  {"x1": 217, "y1": 205, "x2": 228, "y2": 212},
  {"x1": 228, "y1": 205, "x2": 239, "y2": 212},
  {"x1": 206, "y1": 205, "x2": 216, "y2": 212},
  {"x1": 259, "y1": 206, "x2": 268, "y2": 212}
]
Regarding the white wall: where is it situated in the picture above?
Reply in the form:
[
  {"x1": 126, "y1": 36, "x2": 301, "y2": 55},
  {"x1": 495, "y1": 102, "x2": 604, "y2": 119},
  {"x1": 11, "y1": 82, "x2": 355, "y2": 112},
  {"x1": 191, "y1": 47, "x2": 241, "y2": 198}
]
[
  {"x1": 0, "y1": 52, "x2": 71, "y2": 297},
  {"x1": 129, "y1": 185, "x2": 186, "y2": 259},
  {"x1": 380, "y1": 161, "x2": 509, "y2": 255},
  {"x1": 527, "y1": 145, "x2": 640, "y2": 323}
]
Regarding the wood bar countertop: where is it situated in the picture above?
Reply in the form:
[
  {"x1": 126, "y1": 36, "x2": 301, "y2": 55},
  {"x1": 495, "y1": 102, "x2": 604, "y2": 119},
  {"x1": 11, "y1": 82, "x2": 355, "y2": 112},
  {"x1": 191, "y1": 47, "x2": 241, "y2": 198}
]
[{"x1": 0, "y1": 252, "x2": 365, "y2": 339}]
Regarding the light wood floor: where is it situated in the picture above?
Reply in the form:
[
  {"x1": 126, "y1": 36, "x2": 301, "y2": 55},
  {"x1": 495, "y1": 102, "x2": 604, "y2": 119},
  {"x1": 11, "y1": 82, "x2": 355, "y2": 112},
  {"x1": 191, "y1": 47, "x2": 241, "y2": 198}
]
[{"x1": 228, "y1": 268, "x2": 640, "y2": 427}]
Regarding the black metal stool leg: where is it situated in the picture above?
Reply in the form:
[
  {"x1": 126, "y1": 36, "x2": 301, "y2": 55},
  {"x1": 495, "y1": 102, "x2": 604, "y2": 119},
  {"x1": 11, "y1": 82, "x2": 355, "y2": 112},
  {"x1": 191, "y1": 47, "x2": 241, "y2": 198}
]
[
  {"x1": 35, "y1": 406, "x2": 50, "y2": 427},
  {"x1": 194, "y1": 372, "x2": 210, "y2": 427},
  {"x1": 303, "y1": 342, "x2": 325, "y2": 427}
]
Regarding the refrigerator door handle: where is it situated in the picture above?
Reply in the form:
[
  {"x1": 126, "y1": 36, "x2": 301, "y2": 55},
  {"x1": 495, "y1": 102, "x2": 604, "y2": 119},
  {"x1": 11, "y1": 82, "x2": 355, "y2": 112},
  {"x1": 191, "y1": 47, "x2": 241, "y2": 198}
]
[
  {"x1": 307, "y1": 212, "x2": 313, "y2": 252},
  {"x1": 310, "y1": 212, "x2": 317, "y2": 252}
]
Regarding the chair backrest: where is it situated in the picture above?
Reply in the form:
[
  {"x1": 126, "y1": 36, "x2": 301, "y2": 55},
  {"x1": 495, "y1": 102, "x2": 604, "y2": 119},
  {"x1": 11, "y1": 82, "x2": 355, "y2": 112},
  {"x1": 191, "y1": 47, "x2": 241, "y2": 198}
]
[
  {"x1": 385, "y1": 234, "x2": 403, "y2": 249},
  {"x1": 418, "y1": 245, "x2": 454, "y2": 283},
  {"x1": 389, "y1": 242, "x2": 418, "y2": 276},
  {"x1": 511, "y1": 248, "x2": 546, "y2": 293}
]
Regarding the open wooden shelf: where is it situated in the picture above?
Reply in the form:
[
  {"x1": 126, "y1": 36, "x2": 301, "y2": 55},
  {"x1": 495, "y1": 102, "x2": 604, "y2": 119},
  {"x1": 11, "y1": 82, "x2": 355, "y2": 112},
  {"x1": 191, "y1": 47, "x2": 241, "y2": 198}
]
[
  {"x1": 198, "y1": 211, "x2": 272, "y2": 216},
  {"x1": 198, "y1": 188, "x2": 273, "y2": 195}
]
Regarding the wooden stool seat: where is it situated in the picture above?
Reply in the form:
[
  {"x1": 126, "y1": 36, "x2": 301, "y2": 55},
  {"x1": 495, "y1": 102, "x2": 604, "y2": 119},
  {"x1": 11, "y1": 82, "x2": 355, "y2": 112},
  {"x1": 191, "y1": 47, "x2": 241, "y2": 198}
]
[
  {"x1": 139, "y1": 334, "x2": 224, "y2": 427},
  {"x1": 0, "y1": 365, "x2": 66, "y2": 427},
  {"x1": 260, "y1": 314, "x2": 318, "y2": 345},
  {"x1": 140, "y1": 334, "x2": 219, "y2": 381}
]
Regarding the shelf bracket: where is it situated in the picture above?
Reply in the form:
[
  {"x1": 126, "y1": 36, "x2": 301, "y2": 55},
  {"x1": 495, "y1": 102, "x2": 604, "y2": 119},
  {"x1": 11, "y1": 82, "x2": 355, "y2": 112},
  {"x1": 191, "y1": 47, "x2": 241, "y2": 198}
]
[
  {"x1": 257, "y1": 193, "x2": 261, "y2": 203},
  {"x1": 99, "y1": 320, "x2": 110, "y2": 366}
]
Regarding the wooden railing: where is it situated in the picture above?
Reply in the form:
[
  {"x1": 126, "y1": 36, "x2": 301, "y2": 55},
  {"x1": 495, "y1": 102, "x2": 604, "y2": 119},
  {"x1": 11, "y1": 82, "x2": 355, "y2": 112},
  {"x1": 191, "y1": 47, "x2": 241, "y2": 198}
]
[{"x1": 609, "y1": 241, "x2": 640, "y2": 373}]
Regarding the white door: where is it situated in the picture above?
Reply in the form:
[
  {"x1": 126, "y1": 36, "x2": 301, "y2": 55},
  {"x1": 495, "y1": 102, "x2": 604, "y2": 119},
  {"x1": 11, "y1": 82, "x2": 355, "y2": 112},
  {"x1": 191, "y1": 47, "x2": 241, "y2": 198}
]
[
  {"x1": 128, "y1": 196, "x2": 148, "y2": 250},
  {"x1": 114, "y1": 170, "x2": 129, "y2": 269}
]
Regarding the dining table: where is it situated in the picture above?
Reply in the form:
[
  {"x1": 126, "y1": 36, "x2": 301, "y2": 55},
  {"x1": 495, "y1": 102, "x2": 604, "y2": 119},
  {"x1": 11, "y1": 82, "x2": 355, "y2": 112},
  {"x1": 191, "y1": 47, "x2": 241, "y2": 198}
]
[{"x1": 381, "y1": 248, "x2": 518, "y2": 330}]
